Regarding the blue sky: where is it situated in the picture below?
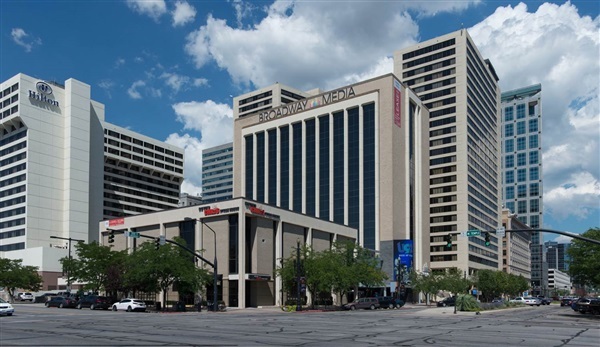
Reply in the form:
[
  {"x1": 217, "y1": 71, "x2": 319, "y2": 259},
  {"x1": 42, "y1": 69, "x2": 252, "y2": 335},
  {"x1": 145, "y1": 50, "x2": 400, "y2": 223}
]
[{"x1": 2, "y1": 0, "x2": 598, "y2": 243}]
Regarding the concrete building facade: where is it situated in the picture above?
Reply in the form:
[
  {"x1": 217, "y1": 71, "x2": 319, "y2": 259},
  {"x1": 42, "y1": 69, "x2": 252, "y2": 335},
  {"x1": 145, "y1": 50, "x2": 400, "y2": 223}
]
[
  {"x1": 394, "y1": 29, "x2": 502, "y2": 276},
  {"x1": 100, "y1": 198, "x2": 356, "y2": 308},
  {"x1": 232, "y1": 74, "x2": 431, "y2": 292},
  {"x1": 201, "y1": 142, "x2": 233, "y2": 203},
  {"x1": 501, "y1": 209, "x2": 531, "y2": 280},
  {"x1": 0, "y1": 73, "x2": 183, "y2": 289}
]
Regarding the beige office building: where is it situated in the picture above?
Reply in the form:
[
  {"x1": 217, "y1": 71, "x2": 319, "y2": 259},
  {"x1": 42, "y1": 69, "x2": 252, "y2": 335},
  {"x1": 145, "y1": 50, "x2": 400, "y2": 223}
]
[
  {"x1": 501, "y1": 209, "x2": 531, "y2": 280},
  {"x1": 394, "y1": 29, "x2": 502, "y2": 275},
  {"x1": 232, "y1": 74, "x2": 430, "y2": 292},
  {"x1": 100, "y1": 198, "x2": 356, "y2": 308}
]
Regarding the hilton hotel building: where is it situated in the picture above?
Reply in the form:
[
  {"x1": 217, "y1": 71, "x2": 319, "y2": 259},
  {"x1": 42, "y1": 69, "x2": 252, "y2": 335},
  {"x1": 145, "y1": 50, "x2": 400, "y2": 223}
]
[
  {"x1": 0, "y1": 73, "x2": 183, "y2": 289},
  {"x1": 232, "y1": 74, "x2": 431, "y2": 289},
  {"x1": 395, "y1": 29, "x2": 502, "y2": 275}
]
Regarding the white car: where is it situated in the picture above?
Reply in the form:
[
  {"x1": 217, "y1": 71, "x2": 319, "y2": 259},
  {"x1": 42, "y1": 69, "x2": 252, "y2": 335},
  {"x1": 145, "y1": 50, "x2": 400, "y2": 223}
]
[
  {"x1": 510, "y1": 297, "x2": 541, "y2": 306},
  {"x1": 111, "y1": 298, "x2": 146, "y2": 312},
  {"x1": 0, "y1": 298, "x2": 15, "y2": 316},
  {"x1": 18, "y1": 292, "x2": 34, "y2": 301}
]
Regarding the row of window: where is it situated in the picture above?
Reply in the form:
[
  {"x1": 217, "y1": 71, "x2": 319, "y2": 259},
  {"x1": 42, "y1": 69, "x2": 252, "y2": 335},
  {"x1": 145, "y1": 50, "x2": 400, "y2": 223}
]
[
  {"x1": 104, "y1": 129, "x2": 183, "y2": 159},
  {"x1": 504, "y1": 119, "x2": 539, "y2": 136},
  {"x1": 0, "y1": 228, "x2": 25, "y2": 240},
  {"x1": 505, "y1": 137, "x2": 540, "y2": 153},
  {"x1": 505, "y1": 152, "x2": 540, "y2": 170},
  {"x1": 0, "y1": 127, "x2": 26, "y2": 146},
  {"x1": 505, "y1": 166, "x2": 540, "y2": 183},
  {"x1": 0, "y1": 242, "x2": 25, "y2": 252},
  {"x1": 1, "y1": 105, "x2": 19, "y2": 120},
  {"x1": 505, "y1": 199, "x2": 541, "y2": 214},
  {"x1": 2, "y1": 82, "x2": 18, "y2": 97},
  {"x1": 104, "y1": 182, "x2": 179, "y2": 205},
  {"x1": 504, "y1": 102, "x2": 537, "y2": 121},
  {"x1": 0, "y1": 195, "x2": 26, "y2": 208},
  {"x1": 505, "y1": 183, "x2": 541, "y2": 199},
  {"x1": 104, "y1": 147, "x2": 183, "y2": 174},
  {"x1": 1, "y1": 93, "x2": 18, "y2": 110},
  {"x1": 103, "y1": 192, "x2": 176, "y2": 210}
]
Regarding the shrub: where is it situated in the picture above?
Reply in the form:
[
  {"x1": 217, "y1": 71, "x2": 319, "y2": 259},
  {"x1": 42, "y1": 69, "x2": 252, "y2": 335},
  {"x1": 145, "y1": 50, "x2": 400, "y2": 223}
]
[{"x1": 456, "y1": 294, "x2": 480, "y2": 312}]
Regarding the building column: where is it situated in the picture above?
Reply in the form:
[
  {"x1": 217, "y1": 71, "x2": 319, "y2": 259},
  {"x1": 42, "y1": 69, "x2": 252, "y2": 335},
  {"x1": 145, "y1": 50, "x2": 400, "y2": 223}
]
[
  {"x1": 275, "y1": 220, "x2": 283, "y2": 306},
  {"x1": 237, "y1": 208, "x2": 246, "y2": 308}
]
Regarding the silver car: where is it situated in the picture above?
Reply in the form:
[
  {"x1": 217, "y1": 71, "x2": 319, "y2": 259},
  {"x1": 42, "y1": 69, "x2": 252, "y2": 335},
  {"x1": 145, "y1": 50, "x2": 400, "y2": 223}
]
[
  {"x1": 0, "y1": 298, "x2": 15, "y2": 316},
  {"x1": 18, "y1": 292, "x2": 34, "y2": 301},
  {"x1": 111, "y1": 298, "x2": 146, "y2": 312}
]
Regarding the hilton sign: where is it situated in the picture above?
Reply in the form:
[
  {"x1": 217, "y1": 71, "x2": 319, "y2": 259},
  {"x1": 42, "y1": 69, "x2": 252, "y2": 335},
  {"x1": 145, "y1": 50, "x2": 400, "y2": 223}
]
[{"x1": 29, "y1": 81, "x2": 59, "y2": 107}]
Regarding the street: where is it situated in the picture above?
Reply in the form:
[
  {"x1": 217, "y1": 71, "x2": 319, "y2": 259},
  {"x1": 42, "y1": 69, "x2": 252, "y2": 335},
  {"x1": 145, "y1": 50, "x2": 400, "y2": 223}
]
[{"x1": 1, "y1": 302, "x2": 598, "y2": 346}]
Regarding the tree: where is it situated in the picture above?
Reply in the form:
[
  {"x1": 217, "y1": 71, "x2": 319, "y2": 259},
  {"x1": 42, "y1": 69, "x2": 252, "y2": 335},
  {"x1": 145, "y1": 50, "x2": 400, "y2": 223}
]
[
  {"x1": 568, "y1": 227, "x2": 600, "y2": 288},
  {"x1": 59, "y1": 241, "x2": 128, "y2": 294},
  {"x1": 438, "y1": 267, "x2": 470, "y2": 296},
  {"x1": 125, "y1": 237, "x2": 210, "y2": 309},
  {"x1": 0, "y1": 259, "x2": 42, "y2": 302},
  {"x1": 409, "y1": 270, "x2": 440, "y2": 306},
  {"x1": 474, "y1": 269, "x2": 503, "y2": 301}
]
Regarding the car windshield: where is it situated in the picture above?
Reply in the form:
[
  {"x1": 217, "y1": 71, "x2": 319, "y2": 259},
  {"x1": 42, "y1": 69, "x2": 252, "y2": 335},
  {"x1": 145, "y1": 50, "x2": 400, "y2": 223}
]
[{"x1": 0, "y1": 298, "x2": 7, "y2": 303}]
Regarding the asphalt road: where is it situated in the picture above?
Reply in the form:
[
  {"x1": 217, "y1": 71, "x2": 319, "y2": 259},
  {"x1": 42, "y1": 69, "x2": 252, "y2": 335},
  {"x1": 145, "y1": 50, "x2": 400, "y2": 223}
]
[{"x1": 1, "y1": 302, "x2": 598, "y2": 346}]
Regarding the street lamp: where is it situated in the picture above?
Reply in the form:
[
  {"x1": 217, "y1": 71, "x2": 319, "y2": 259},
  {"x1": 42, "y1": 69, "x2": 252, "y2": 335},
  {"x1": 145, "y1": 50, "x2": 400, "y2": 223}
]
[
  {"x1": 50, "y1": 236, "x2": 85, "y2": 292},
  {"x1": 185, "y1": 217, "x2": 219, "y2": 313}
]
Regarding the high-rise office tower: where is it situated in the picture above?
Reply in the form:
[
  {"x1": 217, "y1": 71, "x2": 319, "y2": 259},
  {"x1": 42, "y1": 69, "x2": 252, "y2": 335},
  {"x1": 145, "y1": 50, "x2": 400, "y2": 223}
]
[
  {"x1": 500, "y1": 84, "x2": 543, "y2": 293},
  {"x1": 544, "y1": 241, "x2": 570, "y2": 272},
  {"x1": 233, "y1": 75, "x2": 431, "y2": 290},
  {"x1": 202, "y1": 142, "x2": 233, "y2": 203},
  {"x1": 394, "y1": 29, "x2": 502, "y2": 275},
  {"x1": 0, "y1": 73, "x2": 183, "y2": 289}
]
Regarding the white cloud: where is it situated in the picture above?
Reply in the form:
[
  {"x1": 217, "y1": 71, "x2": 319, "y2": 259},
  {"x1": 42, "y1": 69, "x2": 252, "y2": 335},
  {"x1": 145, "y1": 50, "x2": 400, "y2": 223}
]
[
  {"x1": 126, "y1": 0, "x2": 167, "y2": 21},
  {"x1": 98, "y1": 80, "x2": 115, "y2": 98},
  {"x1": 551, "y1": 235, "x2": 573, "y2": 244},
  {"x1": 114, "y1": 58, "x2": 126, "y2": 68},
  {"x1": 469, "y1": 2, "x2": 600, "y2": 221},
  {"x1": 230, "y1": 0, "x2": 254, "y2": 28},
  {"x1": 193, "y1": 78, "x2": 209, "y2": 87},
  {"x1": 160, "y1": 72, "x2": 209, "y2": 93},
  {"x1": 127, "y1": 80, "x2": 145, "y2": 99},
  {"x1": 185, "y1": 1, "x2": 484, "y2": 91},
  {"x1": 172, "y1": 1, "x2": 196, "y2": 27},
  {"x1": 11, "y1": 28, "x2": 41, "y2": 52},
  {"x1": 167, "y1": 100, "x2": 234, "y2": 194},
  {"x1": 544, "y1": 172, "x2": 600, "y2": 220}
]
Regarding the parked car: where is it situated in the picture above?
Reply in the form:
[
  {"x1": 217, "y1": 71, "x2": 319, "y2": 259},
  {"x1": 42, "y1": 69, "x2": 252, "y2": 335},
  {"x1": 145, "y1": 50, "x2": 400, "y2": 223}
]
[
  {"x1": 76, "y1": 295, "x2": 112, "y2": 310},
  {"x1": 509, "y1": 297, "x2": 541, "y2": 306},
  {"x1": 536, "y1": 295, "x2": 551, "y2": 305},
  {"x1": 46, "y1": 296, "x2": 78, "y2": 308},
  {"x1": 376, "y1": 296, "x2": 405, "y2": 309},
  {"x1": 491, "y1": 298, "x2": 505, "y2": 304},
  {"x1": 437, "y1": 297, "x2": 456, "y2": 307},
  {"x1": 0, "y1": 298, "x2": 15, "y2": 316},
  {"x1": 34, "y1": 293, "x2": 57, "y2": 303},
  {"x1": 111, "y1": 298, "x2": 146, "y2": 312},
  {"x1": 561, "y1": 297, "x2": 576, "y2": 307},
  {"x1": 17, "y1": 292, "x2": 34, "y2": 301},
  {"x1": 343, "y1": 297, "x2": 380, "y2": 310}
]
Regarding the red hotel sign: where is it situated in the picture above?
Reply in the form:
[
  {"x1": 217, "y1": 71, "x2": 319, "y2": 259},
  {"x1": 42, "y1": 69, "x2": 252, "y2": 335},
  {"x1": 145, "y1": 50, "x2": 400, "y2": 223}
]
[
  {"x1": 204, "y1": 208, "x2": 221, "y2": 216},
  {"x1": 249, "y1": 206, "x2": 265, "y2": 216},
  {"x1": 393, "y1": 79, "x2": 402, "y2": 128},
  {"x1": 107, "y1": 218, "x2": 124, "y2": 227}
]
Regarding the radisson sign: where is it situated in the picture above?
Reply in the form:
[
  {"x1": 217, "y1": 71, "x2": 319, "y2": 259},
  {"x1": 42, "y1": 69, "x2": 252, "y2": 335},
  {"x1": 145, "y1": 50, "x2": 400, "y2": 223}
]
[{"x1": 258, "y1": 86, "x2": 356, "y2": 123}]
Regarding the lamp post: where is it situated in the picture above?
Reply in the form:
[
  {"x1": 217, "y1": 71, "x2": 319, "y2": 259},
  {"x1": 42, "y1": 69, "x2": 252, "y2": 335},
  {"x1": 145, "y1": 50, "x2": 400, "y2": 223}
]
[
  {"x1": 50, "y1": 236, "x2": 85, "y2": 292},
  {"x1": 201, "y1": 221, "x2": 219, "y2": 313},
  {"x1": 296, "y1": 240, "x2": 301, "y2": 312}
]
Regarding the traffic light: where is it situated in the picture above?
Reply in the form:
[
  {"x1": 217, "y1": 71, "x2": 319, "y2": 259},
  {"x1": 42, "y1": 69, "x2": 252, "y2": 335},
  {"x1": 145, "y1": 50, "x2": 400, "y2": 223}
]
[
  {"x1": 155, "y1": 237, "x2": 160, "y2": 250},
  {"x1": 484, "y1": 232, "x2": 491, "y2": 246},
  {"x1": 444, "y1": 234, "x2": 453, "y2": 249},
  {"x1": 108, "y1": 230, "x2": 115, "y2": 244}
]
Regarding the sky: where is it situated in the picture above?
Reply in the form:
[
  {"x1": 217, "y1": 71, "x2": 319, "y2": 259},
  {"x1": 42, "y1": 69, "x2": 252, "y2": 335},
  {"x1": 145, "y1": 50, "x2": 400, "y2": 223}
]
[{"x1": 1, "y1": 0, "x2": 598, "y2": 243}]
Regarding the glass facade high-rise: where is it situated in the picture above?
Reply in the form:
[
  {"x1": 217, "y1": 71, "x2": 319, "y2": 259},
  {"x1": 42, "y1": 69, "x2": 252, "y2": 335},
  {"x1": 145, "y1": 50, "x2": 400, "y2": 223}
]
[
  {"x1": 202, "y1": 142, "x2": 233, "y2": 203},
  {"x1": 394, "y1": 29, "x2": 502, "y2": 275},
  {"x1": 501, "y1": 84, "x2": 544, "y2": 293}
]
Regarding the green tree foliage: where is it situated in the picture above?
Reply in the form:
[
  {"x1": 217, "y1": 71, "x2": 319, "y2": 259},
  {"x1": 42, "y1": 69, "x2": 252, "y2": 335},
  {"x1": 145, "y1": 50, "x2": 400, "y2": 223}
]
[
  {"x1": 0, "y1": 258, "x2": 42, "y2": 302},
  {"x1": 474, "y1": 269, "x2": 529, "y2": 300},
  {"x1": 568, "y1": 227, "x2": 600, "y2": 288},
  {"x1": 409, "y1": 270, "x2": 440, "y2": 306},
  {"x1": 437, "y1": 267, "x2": 471, "y2": 295},
  {"x1": 125, "y1": 237, "x2": 210, "y2": 308},
  {"x1": 60, "y1": 241, "x2": 127, "y2": 294},
  {"x1": 455, "y1": 294, "x2": 480, "y2": 312},
  {"x1": 275, "y1": 241, "x2": 387, "y2": 307}
]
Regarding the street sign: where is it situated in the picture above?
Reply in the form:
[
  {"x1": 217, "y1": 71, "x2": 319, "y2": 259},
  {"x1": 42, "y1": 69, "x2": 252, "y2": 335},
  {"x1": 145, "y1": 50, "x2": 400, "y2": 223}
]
[
  {"x1": 466, "y1": 230, "x2": 481, "y2": 237},
  {"x1": 126, "y1": 231, "x2": 140, "y2": 238},
  {"x1": 496, "y1": 227, "x2": 506, "y2": 238}
]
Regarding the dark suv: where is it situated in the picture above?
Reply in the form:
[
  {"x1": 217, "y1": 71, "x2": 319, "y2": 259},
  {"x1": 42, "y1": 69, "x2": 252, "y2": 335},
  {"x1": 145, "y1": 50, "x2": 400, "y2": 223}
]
[
  {"x1": 377, "y1": 296, "x2": 405, "y2": 309},
  {"x1": 437, "y1": 297, "x2": 456, "y2": 307},
  {"x1": 76, "y1": 295, "x2": 111, "y2": 310}
]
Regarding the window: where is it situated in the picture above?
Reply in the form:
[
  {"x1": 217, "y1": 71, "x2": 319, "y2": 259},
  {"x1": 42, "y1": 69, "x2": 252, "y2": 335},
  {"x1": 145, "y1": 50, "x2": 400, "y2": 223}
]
[
  {"x1": 505, "y1": 139, "x2": 514, "y2": 152},
  {"x1": 517, "y1": 153, "x2": 526, "y2": 166},
  {"x1": 517, "y1": 104, "x2": 525, "y2": 119},
  {"x1": 517, "y1": 137, "x2": 526, "y2": 151},
  {"x1": 529, "y1": 151, "x2": 539, "y2": 165},
  {"x1": 530, "y1": 199, "x2": 539, "y2": 213},
  {"x1": 506, "y1": 201, "x2": 515, "y2": 212},
  {"x1": 517, "y1": 184, "x2": 527, "y2": 198},
  {"x1": 505, "y1": 171, "x2": 514, "y2": 184},
  {"x1": 529, "y1": 104, "x2": 536, "y2": 116},
  {"x1": 518, "y1": 200, "x2": 527, "y2": 214},
  {"x1": 529, "y1": 134, "x2": 538, "y2": 148},
  {"x1": 530, "y1": 183, "x2": 539, "y2": 196},
  {"x1": 504, "y1": 106, "x2": 514, "y2": 121},
  {"x1": 517, "y1": 121, "x2": 526, "y2": 135},
  {"x1": 506, "y1": 186, "x2": 514, "y2": 199},
  {"x1": 505, "y1": 155, "x2": 514, "y2": 168},
  {"x1": 530, "y1": 167, "x2": 539, "y2": 181},
  {"x1": 530, "y1": 215, "x2": 539, "y2": 228},
  {"x1": 517, "y1": 168, "x2": 527, "y2": 182},
  {"x1": 505, "y1": 123, "x2": 514, "y2": 137},
  {"x1": 529, "y1": 119, "x2": 538, "y2": 132}
]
